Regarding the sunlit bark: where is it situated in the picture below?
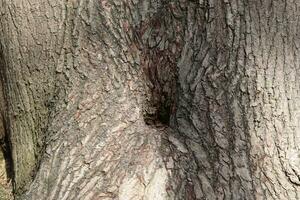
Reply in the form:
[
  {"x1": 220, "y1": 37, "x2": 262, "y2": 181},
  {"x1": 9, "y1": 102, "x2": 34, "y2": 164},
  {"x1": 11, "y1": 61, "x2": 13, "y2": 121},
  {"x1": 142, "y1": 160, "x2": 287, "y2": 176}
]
[{"x1": 0, "y1": 0, "x2": 299, "y2": 199}]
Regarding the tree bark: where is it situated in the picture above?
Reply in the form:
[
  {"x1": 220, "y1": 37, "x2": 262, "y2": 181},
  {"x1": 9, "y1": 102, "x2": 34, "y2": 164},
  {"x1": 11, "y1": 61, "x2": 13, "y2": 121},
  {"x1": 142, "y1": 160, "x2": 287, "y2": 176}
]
[{"x1": 0, "y1": 0, "x2": 300, "y2": 199}]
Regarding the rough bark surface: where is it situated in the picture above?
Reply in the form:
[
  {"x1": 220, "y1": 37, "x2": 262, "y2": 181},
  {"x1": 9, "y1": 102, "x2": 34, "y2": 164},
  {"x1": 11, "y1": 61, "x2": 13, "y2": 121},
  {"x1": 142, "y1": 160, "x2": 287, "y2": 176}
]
[
  {"x1": 0, "y1": 0, "x2": 299, "y2": 199},
  {"x1": 0, "y1": 0, "x2": 59, "y2": 195}
]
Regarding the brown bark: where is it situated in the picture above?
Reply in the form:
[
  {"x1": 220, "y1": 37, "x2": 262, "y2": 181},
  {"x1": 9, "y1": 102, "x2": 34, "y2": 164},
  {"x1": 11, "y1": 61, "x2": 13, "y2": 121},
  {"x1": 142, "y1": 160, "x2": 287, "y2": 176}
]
[{"x1": 0, "y1": 0, "x2": 300, "y2": 199}]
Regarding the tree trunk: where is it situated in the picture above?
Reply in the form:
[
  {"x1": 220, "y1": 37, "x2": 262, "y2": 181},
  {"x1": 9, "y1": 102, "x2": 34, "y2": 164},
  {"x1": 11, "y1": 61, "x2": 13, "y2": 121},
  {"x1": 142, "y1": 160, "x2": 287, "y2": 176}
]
[{"x1": 0, "y1": 0, "x2": 300, "y2": 199}]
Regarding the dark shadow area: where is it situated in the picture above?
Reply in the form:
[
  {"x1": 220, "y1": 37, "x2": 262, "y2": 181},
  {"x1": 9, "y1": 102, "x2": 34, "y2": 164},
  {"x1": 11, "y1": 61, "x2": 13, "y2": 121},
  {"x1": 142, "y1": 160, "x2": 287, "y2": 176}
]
[{"x1": 0, "y1": 45, "x2": 14, "y2": 199}]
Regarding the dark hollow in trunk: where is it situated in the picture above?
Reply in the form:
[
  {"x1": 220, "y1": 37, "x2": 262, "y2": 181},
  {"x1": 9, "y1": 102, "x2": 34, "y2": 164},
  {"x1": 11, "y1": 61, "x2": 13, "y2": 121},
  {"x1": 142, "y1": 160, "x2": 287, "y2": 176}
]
[{"x1": 0, "y1": 0, "x2": 300, "y2": 199}]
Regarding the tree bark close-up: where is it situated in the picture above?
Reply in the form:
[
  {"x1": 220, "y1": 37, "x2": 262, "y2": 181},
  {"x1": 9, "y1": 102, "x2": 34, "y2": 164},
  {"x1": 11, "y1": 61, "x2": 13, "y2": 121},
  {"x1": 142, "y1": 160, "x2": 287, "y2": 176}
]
[{"x1": 0, "y1": 0, "x2": 300, "y2": 199}]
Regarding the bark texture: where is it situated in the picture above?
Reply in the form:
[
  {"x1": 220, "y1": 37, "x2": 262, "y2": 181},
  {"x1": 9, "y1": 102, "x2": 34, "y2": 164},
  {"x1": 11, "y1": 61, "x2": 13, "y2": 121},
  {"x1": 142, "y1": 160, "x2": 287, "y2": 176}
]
[
  {"x1": 0, "y1": 0, "x2": 59, "y2": 195},
  {"x1": 0, "y1": 0, "x2": 300, "y2": 199}
]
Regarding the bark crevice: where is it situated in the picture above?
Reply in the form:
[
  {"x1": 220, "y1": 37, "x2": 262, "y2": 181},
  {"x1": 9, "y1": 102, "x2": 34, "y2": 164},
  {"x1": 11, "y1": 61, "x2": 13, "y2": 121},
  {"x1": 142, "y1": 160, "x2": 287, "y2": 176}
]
[{"x1": 0, "y1": 45, "x2": 14, "y2": 186}]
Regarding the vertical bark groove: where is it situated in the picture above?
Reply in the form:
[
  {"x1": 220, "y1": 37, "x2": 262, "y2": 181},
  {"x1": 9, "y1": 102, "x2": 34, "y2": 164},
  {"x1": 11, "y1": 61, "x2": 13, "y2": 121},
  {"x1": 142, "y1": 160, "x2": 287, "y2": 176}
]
[{"x1": 0, "y1": 0, "x2": 300, "y2": 199}]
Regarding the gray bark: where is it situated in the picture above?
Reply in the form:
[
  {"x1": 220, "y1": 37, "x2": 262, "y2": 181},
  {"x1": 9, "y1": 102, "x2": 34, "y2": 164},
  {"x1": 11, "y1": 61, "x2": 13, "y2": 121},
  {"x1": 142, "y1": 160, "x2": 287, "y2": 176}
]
[{"x1": 0, "y1": 0, "x2": 300, "y2": 199}]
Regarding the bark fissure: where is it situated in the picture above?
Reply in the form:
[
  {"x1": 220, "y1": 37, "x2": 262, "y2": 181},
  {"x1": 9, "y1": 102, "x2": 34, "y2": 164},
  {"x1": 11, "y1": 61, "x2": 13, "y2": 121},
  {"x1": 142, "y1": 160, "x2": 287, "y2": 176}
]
[
  {"x1": 0, "y1": 45, "x2": 14, "y2": 184},
  {"x1": 0, "y1": 0, "x2": 300, "y2": 199}
]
